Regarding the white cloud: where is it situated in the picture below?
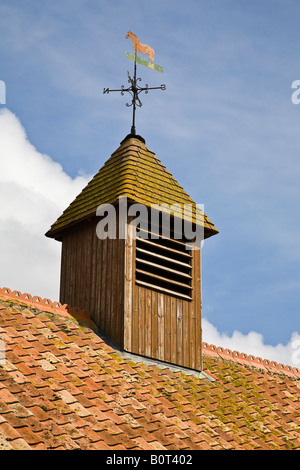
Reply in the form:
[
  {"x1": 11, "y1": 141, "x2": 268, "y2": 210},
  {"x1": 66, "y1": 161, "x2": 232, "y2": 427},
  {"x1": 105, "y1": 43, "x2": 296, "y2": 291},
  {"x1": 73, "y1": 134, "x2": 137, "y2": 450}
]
[
  {"x1": 0, "y1": 108, "x2": 89, "y2": 299},
  {"x1": 202, "y1": 317, "x2": 300, "y2": 368}
]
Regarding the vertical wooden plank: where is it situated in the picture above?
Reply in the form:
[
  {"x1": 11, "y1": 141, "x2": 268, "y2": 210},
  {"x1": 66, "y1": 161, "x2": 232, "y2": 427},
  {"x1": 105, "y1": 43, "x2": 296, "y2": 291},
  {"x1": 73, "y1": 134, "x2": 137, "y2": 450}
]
[
  {"x1": 145, "y1": 289, "x2": 152, "y2": 357},
  {"x1": 130, "y1": 232, "x2": 137, "y2": 352},
  {"x1": 138, "y1": 286, "x2": 145, "y2": 356},
  {"x1": 99, "y1": 237, "x2": 107, "y2": 331},
  {"x1": 124, "y1": 223, "x2": 133, "y2": 351},
  {"x1": 89, "y1": 222, "x2": 95, "y2": 314},
  {"x1": 157, "y1": 293, "x2": 164, "y2": 361},
  {"x1": 164, "y1": 294, "x2": 171, "y2": 363},
  {"x1": 79, "y1": 225, "x2": 86, "y2": 310},
  {"x1": 132, "y1": 270, "x2": 139, "y2": 354},
  {"x1": 194, "y1": 248, "x2": 202, "y2": 370},
  {"x1": 89, "y1": 220, "x2": 97, "y2": 320},
  {"x1": 110, "y1": 235, "x2": 116, "y2": 340},
  {"x1": 112, "y1": 216, "x2": 125, "y2": 347},
  {"x1": 182, "y1": 298, "x2": 189, "y2": 369},
  {"x1": 59, "y1": 235, "x2": 67, "y2": 304},
  {"x1": 190, "y1": 251, "x2": 196, "y2": 370},
  {"x1": 65, "y1": 233, "x2": 72, "y2": 306},
  {"x1": 114, "y1": 220, "x2": 121, "y2": 346},
  {"x1": 106, "y1": 237, "x2": 113, "y2": 335},
  {"x1": 69, "y1": 231, "x2": 77, "y2": 307},
  {"x1": 71, "y1": 232, "x2": 76, "y2": 305},
  {"x1": 151, "y1": 290, "x2": 158, "y2": 360},
  {"x1": 116, "y1": 235, "x2": 125, "y2": 347},
  {"x1": 176, "y1": 299, "x2": 183, "y2": 367},
  {"x1": 79, "y1": 226, "x2": 86, "y2": 309},
  {"x1": 75, "y1": 228, "x2": 82, "y2": 309},
  {"x1": 84, "y1": 223, "x2": 92, "y2": 311},
  {"x1": 94, "y1": 230, "x2": 103, "y2": 327},
  {"x1": 170, "y1": 297, "x2": 177, "y2": 365},
  {"x1": 63, "y1": 233, "x2": 70, "y2": 306}
]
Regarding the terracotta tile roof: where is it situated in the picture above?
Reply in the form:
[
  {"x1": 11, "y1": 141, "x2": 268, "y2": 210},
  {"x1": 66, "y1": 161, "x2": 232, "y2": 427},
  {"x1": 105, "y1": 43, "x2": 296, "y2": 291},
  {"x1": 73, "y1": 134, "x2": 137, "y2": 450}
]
[
  {"x1": 45, "y1": 137, "x2": 218, "y2": 240},
  {"x1": 0, "y1": 287, "x2": 300, "y2": 451}
]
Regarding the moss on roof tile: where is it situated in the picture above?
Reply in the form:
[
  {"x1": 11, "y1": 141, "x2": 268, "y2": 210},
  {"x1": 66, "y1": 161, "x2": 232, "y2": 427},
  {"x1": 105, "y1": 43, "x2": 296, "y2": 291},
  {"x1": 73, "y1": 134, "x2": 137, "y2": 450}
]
[
  {"x1": 46, "y1": 137, "x2": 218, "y2": 239},
  {"x1": 1, "y1": 296, "x2": 300, "y2": 450}
]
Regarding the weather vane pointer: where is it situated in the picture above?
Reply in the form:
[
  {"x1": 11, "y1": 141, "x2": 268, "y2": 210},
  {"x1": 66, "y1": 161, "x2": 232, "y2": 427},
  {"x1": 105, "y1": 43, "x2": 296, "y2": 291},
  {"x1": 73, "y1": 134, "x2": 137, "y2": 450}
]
[
  {"x1": 103, "y1": 31, "x2": 166, "y2": 136},
  {"x1": 125, "y1": 31, "x2": 163, "y2": 73}
]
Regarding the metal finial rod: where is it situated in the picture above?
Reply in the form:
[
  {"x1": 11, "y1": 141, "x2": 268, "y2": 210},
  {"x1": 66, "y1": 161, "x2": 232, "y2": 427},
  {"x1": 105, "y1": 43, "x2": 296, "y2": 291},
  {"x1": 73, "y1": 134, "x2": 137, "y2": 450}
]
[
  {"x1": 130, "y1": 55, "x2": 138, "y2": 135},
  {"x1": 103, "y1": 50, "x2": 166, "y2": 136}
]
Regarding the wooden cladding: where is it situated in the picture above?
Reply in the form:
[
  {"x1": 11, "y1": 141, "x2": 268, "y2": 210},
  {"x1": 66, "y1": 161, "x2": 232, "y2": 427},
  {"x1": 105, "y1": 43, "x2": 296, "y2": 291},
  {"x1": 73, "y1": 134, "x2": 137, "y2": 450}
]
[
  {"x1": 59, "y1": 217, "x2": 125, "y2": 348},
  {"x1": 135, "y1": 228, "x2": 193, "y2": 300},
  {"x1": 124, "y1": 221, "x2": 202, "y2": 371},
  {"x1": 125, "y1": 226, "x2": 202, "y2": 370},
  {"x1": 59, "y1": 210, "x2": 203, "y2": 372}
]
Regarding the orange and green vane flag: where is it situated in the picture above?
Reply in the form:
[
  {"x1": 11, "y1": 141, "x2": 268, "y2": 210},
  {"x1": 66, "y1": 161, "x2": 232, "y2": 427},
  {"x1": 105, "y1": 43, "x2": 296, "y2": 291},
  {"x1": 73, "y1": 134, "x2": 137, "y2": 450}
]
[
  {"x1": 125, "y1": 31, "x2": 163, "y2": 73},
  {"x1": 103, "y1": 31, "x2": 165, "y2": 136}
]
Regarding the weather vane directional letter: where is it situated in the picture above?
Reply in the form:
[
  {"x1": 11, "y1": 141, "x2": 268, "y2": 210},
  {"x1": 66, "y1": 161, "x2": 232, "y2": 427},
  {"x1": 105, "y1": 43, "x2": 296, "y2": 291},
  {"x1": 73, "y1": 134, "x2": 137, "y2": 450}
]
[{"x1": 103, "y1": 31, "x2": 166, "y2": 136}]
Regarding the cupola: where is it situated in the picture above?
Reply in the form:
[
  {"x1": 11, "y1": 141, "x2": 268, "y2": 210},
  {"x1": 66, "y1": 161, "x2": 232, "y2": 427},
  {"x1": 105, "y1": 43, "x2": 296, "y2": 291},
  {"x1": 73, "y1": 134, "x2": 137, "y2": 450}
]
[
  {"x1": 46, "y1": 135, "x2": 218, "y2": 371},
  {"x1": 46, "y1": 31, "x2": 218, "y2": 372}
]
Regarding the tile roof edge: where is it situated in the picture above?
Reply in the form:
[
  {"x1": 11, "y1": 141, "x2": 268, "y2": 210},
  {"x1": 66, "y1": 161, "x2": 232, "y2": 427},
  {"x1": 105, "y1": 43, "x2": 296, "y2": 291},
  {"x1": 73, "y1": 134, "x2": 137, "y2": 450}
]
[
  {"x1": 1, "y1": 286, "x2": 299, "y2": 380},
  {"x1": 0, "y1": 286, "x2": 94, "y2": 327},
  {"x1": 202, "y1": 342, "x2": 300, "y2": 380}
]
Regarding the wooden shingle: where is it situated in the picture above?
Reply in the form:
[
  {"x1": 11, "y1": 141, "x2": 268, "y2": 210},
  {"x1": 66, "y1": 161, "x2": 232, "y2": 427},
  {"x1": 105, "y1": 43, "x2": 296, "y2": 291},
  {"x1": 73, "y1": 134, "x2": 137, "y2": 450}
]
[{"x1": 46, "y1": 137, "x2": 218, "y2": 240}]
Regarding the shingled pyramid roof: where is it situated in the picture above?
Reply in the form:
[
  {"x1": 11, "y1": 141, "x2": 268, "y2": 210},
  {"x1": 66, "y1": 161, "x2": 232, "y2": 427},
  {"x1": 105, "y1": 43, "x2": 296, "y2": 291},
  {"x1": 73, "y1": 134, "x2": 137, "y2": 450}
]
[
  {"x1": 46, "y1": 136, "x2": 218, "y2": 240},
  {"x1": 0, "y1": 287, "x2": 300, "y2": 451}
]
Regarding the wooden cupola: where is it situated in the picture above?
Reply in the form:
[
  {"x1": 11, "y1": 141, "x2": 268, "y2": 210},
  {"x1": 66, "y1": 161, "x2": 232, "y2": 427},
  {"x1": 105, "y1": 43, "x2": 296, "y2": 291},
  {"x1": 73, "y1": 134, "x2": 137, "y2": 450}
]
[{"x1": 46, "y1": 135, "x2": 218, "y2": 372}]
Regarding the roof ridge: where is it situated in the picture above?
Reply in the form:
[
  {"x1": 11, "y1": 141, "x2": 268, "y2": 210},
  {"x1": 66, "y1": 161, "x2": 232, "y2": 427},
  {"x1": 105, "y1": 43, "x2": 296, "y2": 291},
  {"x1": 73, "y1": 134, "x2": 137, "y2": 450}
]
[{"x1": 1, "y1": 286, "x2": 299, "y2": 380}]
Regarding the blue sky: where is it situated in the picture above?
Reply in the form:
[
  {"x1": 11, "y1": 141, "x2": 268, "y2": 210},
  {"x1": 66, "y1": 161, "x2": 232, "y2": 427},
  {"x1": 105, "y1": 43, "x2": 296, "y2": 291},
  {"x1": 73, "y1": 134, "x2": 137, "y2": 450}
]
[{"x1": 0, "y1": 0, "x2": 299, "y2": 365}]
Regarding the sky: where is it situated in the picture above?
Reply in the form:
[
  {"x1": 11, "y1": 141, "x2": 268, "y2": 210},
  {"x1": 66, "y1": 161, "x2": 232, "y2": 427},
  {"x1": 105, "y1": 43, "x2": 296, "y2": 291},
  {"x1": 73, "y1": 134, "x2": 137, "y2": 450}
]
[{"x1": 0, "y1": 0, "x2": 299, "y2": 367}]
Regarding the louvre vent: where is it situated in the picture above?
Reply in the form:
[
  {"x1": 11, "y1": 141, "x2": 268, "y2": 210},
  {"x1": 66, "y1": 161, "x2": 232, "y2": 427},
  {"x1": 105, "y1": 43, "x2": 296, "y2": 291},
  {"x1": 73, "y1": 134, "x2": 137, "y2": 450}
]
[{"x1": 135, "y1": 226, "x2": 193, "y2": 300}]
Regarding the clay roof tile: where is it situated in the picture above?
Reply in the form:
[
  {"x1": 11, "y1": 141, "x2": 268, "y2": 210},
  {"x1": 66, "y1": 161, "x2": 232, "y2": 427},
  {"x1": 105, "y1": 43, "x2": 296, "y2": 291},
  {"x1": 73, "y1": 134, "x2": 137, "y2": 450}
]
[{"x1": 0, "y1": 288, "x2": 299, "y2": 451}]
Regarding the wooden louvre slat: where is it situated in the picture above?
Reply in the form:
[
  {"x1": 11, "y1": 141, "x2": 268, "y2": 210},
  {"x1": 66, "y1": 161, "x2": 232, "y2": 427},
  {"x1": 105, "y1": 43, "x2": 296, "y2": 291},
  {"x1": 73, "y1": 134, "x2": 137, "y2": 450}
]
[
  {"x1": 137, "y1": 227, "x2": 194, "y2": 250},
  {"x1": 136, "y1": 246, "x2": 191, "y2": 269},
  {"x1": 136, "y1": 269, "x2": 193, "y2": 290},
  {"x1": 136, "y1": 237, "x2": 192, "y2": 259},
  {"x1": 135, "y1": 225, "x2": 192, "y2": 300},
  {"x1": 135, "y1": 279, "x2": 192, "y2": 301},
  {"x1": 136, "y1": 257, "x2": 192, "y2": 279}
]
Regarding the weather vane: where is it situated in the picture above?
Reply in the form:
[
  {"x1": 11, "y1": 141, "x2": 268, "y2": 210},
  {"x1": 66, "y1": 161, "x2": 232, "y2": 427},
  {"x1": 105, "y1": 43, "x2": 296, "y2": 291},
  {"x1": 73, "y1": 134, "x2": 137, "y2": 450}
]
[{"x1": 103, "y1": 31, "x2": 166, "y2": 136}]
